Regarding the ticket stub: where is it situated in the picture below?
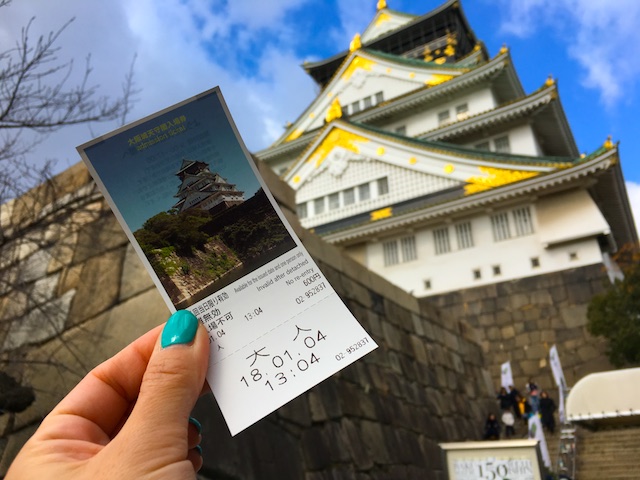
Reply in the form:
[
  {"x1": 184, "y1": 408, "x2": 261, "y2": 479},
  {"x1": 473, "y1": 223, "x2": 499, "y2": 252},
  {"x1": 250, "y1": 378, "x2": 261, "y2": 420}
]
[{"x1": 77, "y1": 87, "x2": 377, "y2": 435}]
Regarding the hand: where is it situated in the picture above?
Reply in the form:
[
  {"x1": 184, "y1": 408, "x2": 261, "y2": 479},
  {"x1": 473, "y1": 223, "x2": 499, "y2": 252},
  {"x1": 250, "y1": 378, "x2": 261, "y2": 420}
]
[{"x1": 6, "y1": 310, "x2": 210, "y2": 479}]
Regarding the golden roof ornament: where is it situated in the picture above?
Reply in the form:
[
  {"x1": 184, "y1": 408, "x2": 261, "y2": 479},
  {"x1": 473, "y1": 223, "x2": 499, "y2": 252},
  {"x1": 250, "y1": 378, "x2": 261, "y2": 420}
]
[
  {"x1": 424, "y1": 46, "x2": 434, "y2": 62},
  {"x1": 349, "y1": 33, "x2": 362, "y2": 52},
  {"x1": 325, "y1": 98, "x2": 343, "y2": 123},
  {"x1": 604, "y1": 135, "x2": 614, "y2": 150},
  {"x1": 545, "y1": 75, "x2": 555, "y2": 87},
  {"x1": 444, "y1": 32, "x2": 457, "y2": 57},
  {"x1": 499, "y1": 43, "x2": 508, "y2": 55},
  {"x1": 377, "y1": 0, "x2": 387, "y2": 10}
]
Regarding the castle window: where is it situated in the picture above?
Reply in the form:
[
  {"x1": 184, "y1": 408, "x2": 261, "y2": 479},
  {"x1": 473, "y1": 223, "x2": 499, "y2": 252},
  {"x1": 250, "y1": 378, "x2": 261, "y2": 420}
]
[
  {"x1": 400, "y1": 236, "x2": 417, "y2": 262},
  {"x1": 343, "y1": 187, "x2": 355, "y2": 206},
  {"x1": 433, "y1": 227, "x2": 451, "y2": 255},
  {"x1": 297, "y1": 202, "x2": 308, "y2": 219},
  {"x1": 455, "y1": 221, "x2": 474, "y2": 249},
  {"x1": 351, "y1": 101, "x2": 361, "y2": 114},
  {"x1": 531, "y1": 257, "x2": 540, "y2": 268},
  {"x1": 358, "y1": 183, "x2": 370, "y2": 201},
  {"x1": 513, "y1": 206, "x2": 534, "y2": 236},
  {"x1": 375, "y1": 91, "x2": 384, "y2": 104},
  {"x1": 473, "y1": 269, "x2": 482, "y2": 280},
  {"x1": 328, "y1": 192, "x2": 340, "y2": 210},
  {"x1": 494, "y1": 135, "x2": 511, "y2": 153},
  {"x1": 377, "y1": 177, "x2": 389, "y2": 196},
  {"x1": 314, "y1": 197, "x2": 325, "y2": 215},
  {"x1": 382, "y1": 240, "x2": 400, "y2": 266},
  {"x1": 475, "y1": 141, "x2": 490, "y2": 151},
  {"x1": 569, "y1": 252, "x2": 578, "y2": 261},
  {"x1": 424, "y1": 279, "x2": 432, "y2": 290},
  {"x1": 456, "y1": 103, "x2": 469, "y2": 120},
  {"x1": 491, "y1": 212, "x2": 511, "y2": 241},
  {"x1": 438, "y1": 110, "x2": 450, "y2": 126},
  {"x1": 395, "y1": 125, "x2": 407, "y2": 135},
  {"x1": 493, "y1": 265, "x2": 501, "y2": 276},
  {"x1": 363, "y1": 96, "x2": 372, "y2": 109}
]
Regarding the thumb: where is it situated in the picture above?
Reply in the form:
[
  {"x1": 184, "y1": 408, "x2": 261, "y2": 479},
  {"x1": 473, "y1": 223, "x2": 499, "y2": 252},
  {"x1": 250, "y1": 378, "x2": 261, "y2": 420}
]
[{"x1": 117, "y1": 310, "x2": 209, "y2": 462}]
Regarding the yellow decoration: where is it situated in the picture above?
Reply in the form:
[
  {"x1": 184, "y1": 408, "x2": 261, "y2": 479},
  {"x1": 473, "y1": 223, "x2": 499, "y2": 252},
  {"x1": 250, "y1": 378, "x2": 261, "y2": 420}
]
[
  {"x1": 424, "y1": 47, "x2": 434, "y2": 62},
  {"x1": 386, "y1": 68, "x2": 392, "y2": 73},
  {"x1": 580, "y1": 153, "x2": 586, "y2": 158},
  {"x1": 444, "y1": 164, "x2": 455, "y2": 174},
  {"x1": 425, "y1": 74, "x2": 454, "y2": 86},
  {"x1": 434, "y1": 57, "x2": 446, "y2": 65},
  {"x1": 499, "y1": 44, "x2": 508, "y2": 55},
  {"x1": 308, "y1": 128, "x2": 370, "y2": 168},
  {"x1": 409, "y1": 72, "x2": 416, "y2": 79},
  {"x1": 325, "y1": 98, "x2": 343, "y2": 123},
  {"x1": 349, "y1": 33, "x2": 362, "y2": 52},
  {"x1": 375, "y1": 12, "x2": 391, "y2": 26},
  {"x1": 545, "y1": 75, "x2": 555, "y2": 87},
  {"x1": 604, "y1": 136, "x2": 614, "y2": 149},
  {"x1": 377, "y1": 0, "x2": 387, "y2": 10},
  {"x1": 465, "y1": 167, "x2": 539, "y2": 194},
  {"x1": 444, "y1": 32, "x2": 457, "y2": 57},
  {"x1": 341, "y1": 55, "x2": 376, "y2": 81},
  {"x1": 327, "y1": 92, "x2": 333, "y2": 98},
  {"x1": 409, "y1": 157, "x2": 417, "y2": 165},
  {"x1": 309, "y1": 112, "x2": 316, "y2": 119},
  {"x1": 285, "y1": 128, "x2": 303, "y2": 142},
  {"x1": 376, "y1": 147, "x2": 385, "y2": 155},
  {"x1": 293, "y1": 175, "x2": 301, "y2": 184},
  {"x1": 371, "y1": 207, "x2": 393, "y2": 221}
]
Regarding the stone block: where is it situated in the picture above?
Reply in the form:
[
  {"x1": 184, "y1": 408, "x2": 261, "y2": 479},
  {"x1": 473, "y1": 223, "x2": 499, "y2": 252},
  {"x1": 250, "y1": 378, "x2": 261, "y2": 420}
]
[
  {"x1": 501, "y1": 325, "x2": 515, "y2": 339},
  {"x1": 410, "y1": 334, "x2": 429, "y2": 364},
  {"x1": 510, "y1": 293, "x2": 531, "y2": 310},
  {"x1": 560, "y1": 305, "x2": 588, "y2": 329},
  {"x1": 381, "y1": 321, "x2": 403, "y2": 351}
]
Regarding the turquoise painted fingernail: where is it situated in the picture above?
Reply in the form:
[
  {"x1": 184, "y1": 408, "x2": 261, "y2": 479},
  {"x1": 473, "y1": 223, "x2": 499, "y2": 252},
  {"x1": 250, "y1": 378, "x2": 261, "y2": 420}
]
[
  {"x1": 189, "y1": 416, "x2": 202, "y2": 434},
  {"x1": 161, "y1": 310, "x2": 198, "y2": 348},
  {"x1": 195, "y1": 444, "x2": 202, "y2": 456}
]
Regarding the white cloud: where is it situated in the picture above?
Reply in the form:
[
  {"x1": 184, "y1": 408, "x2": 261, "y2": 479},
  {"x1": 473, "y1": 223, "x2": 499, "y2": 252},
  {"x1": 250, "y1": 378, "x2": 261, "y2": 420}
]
[
  {"x1": 625, "y1": 181, "x2": 640, "y2": 236},
  {"x1": 493, "y1": 0, "x2": 640, "y2": 107}
]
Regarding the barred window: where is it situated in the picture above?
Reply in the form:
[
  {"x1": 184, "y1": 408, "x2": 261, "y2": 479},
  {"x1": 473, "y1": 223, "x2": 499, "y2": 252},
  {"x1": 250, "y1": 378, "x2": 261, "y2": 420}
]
[
  {"x1": 343, "y1": 188, "x2": 355, "y2": 206},
  {"x1": 456, "y1": 103, "x2": 469, "y2": 120},
  {"x1": 383, "y1": 240, "x2": 399, "y2": 266},
  {"x1": 314, "y1": 197, "x2": 325, "y2": 215},
  {"x1": 438, "y1": 110, "x2": 450, "y2": 126},
  {"x1": 400, "y1": 236, "x2": 417, "y2": 262},
  {"x1": 475, "y1": 141, "x2": 490, "y2": 151},
  {"x1": 351, "y1": 101, "x2": 361, "y2": 114},
  {"x1": 328, "y1": 192, "x2": 340, "y2": 210},
  {"x1": 297, "y1": 202, "x2": 307, "y2": 219},
  {"x1": 375, "y1": 91, "x2": 384, "y2": 104},
  {"x1": 433, "y1": 227, "x2": 451, "y2": 255},
  {"x1": 358, "y1": 183, "x2": 370, "y2": 201},
  {"x1": 513, "y1": 206, "x2": 533, "y2": 236},
  {"x1": 395, "y1": 125, "x2": 407, "y2": 135},
  {"x1": 491, "y1": 212, "x2": 511, "y2": 241},
  {"x1": 494, "y1": 135, "x2": 511, "y2": 153},
  {"x1": 363, "y1": 96, "x2": 372, "y2": 109},
  {"x1": 455, "y1": 222, "x2": 474, "y2": 249},
  {"x1": 377, "y1": 177, "x2": 389, "y2": 196}
]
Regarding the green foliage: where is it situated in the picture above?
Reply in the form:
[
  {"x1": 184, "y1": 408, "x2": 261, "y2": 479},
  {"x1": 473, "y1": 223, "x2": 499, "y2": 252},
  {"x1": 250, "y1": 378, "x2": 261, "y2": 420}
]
[
  {"x1": 207, "y1": 250, "x2": 237, "y2": 277},
  {"x1": 587, "y1": 244, "x2": 640, "y2": 367},
  {"x1": 135, "y1": 209, "x2": 210, "y2": 256}
]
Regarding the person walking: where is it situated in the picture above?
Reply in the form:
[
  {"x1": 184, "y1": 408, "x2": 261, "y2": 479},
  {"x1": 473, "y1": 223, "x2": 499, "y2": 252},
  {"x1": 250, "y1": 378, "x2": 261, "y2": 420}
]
[{"x1": 539, "y1": 391, "x2": 557, "y2": 434}]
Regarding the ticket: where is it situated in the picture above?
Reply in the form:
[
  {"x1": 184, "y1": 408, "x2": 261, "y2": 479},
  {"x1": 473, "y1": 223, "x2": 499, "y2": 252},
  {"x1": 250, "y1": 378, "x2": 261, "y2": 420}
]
[{"x1": 77, "y1": 87, "x2": 377, "y2": 435}]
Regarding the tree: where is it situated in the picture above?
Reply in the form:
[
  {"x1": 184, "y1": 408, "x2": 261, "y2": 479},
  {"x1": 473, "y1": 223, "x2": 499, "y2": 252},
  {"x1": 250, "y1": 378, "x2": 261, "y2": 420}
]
[
  {"x1": 587, "y1": 244, "x2": 640, "y2": 367},
  {"x1": 0, "y1": 0, "x2": 137, "y2": 437}
]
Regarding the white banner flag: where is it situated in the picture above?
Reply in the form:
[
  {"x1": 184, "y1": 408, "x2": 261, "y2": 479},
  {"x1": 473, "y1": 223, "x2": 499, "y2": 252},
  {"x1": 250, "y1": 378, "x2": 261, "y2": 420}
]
[
  {"x1": 549, "y1": 345, "x2": 566, "y2": 391},
  {"x1": 528, "y1": 414, "x2": 551, "y2": 468},
  {"x1": 500, "y1": 361, "x2": 514, "y2": 389}
]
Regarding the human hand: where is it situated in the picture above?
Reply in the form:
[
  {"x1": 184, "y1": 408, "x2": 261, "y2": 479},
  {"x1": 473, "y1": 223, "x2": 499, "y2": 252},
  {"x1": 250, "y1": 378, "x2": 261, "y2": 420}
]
[{"x1": 6, "y1": 310, "x2": 210, "y2": 479}]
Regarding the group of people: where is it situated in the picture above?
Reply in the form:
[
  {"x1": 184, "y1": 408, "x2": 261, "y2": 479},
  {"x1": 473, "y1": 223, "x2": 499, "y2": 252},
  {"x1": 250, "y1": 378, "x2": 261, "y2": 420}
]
[{"x1": 484, "y1": 379, "x2": 557, "y2": 440}]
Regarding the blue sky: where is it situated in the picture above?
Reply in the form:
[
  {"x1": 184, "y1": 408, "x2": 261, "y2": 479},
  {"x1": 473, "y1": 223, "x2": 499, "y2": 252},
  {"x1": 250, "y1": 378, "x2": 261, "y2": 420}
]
[{"x1": 1, "y1": 0, "x2": 639, "y2": 230}]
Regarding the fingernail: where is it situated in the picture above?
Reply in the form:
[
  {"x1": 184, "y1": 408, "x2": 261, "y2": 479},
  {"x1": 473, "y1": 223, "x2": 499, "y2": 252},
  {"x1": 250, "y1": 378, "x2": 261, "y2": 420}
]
[
  {"x1": 189, "y1": 416, "x2": 202, "y2": 434},
  {"x1": 195, "y1": 444, "x2": 202, "y2": 456},
  {"x1": 161, "y1": 310, "x2": 199, "y2": 348}
]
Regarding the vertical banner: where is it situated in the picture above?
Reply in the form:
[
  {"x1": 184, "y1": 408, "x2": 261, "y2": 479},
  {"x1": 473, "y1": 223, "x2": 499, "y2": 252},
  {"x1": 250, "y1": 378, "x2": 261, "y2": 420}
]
[
  {"x1": 528, "y1": 414, "x2": 551, "y2": 468},
  {"x1": 549, "y1": 345, "x2": 567, "y2": 423},
  {"x1": 501, "y1": 361, "x2": 514, "y2": 389}
]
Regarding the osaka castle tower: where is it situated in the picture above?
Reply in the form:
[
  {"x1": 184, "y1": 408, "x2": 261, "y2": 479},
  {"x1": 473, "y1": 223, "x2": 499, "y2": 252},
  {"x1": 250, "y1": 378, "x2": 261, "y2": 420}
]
[{"x1": 256, "y1": 0, "x2": 637, "y2": 298}]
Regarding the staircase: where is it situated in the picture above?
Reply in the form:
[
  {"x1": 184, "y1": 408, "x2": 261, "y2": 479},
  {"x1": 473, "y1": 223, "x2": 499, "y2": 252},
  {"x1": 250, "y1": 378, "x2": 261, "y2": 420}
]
[{"x1": 574, "y1": 426, "x2": 640, "y2": 479}]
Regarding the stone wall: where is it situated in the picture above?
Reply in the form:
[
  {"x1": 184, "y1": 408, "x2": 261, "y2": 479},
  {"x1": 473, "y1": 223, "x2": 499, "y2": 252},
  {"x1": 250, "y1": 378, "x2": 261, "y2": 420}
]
[
  {"x1": 428, "y1": 266, "x2": 613, "y2": 395},
  {"x1": 0, "y1": 161, "x2": 497, "y2": 478}
]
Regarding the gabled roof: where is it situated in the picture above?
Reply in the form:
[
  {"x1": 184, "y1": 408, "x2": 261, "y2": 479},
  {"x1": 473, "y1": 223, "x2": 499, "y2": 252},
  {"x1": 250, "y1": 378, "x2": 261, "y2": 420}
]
[
  {"x1": 361, "y1": 8, "x2": 417, "y2": 43},
  {"x1": 304, "y1": 0, "x2": 481, "y2": 88},
  {"x1": 271, "y1": 48, "x2": 469, "y2": 148},
  {"x1": 284, "y1": 118, "x2": 572, "y2": 194}
]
